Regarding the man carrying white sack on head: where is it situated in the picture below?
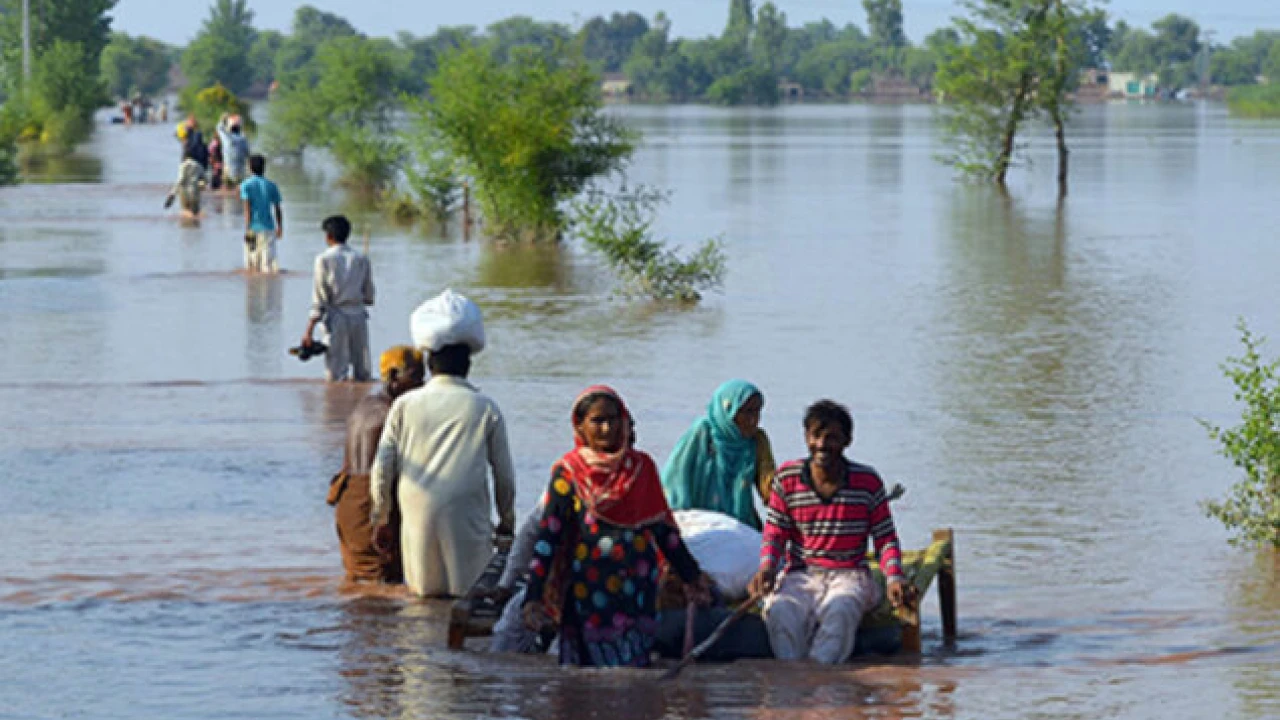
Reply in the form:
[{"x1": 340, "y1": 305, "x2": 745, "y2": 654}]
[{"x1": 370, "y1": 289, "x2": 517, "y2": 597}]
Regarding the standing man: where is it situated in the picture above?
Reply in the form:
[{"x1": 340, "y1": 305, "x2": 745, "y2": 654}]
[
  {"x1": 370, "y1": 337, "x2": 517, "y2": 598},
  {"x1": 216, "y1": 113, "x2": 250, "y2": 191},
  {"x1": 300, "y1": 215, "x2": 374, "y2": 382},
  {"x1": 240, "y1": 154, "x2": 283, "y2": 274},
  {"x1": 328, "y1": 345, "x2": 426, "y2": 584},
  {"x1": 748, "y1": 400, "x2": 908, "y2": 664}
]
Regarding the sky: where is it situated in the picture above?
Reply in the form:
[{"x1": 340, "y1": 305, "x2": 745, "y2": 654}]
[{"x1": 115, "y1": 1, "x2": 1280, "y2": 45}]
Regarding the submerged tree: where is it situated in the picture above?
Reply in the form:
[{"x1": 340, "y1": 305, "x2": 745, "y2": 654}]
[
  {"x1": 936, "y1": 0, "x2": 1097, "y2": 194},
  {"x1": 414, "y1": 43, "x2": 634, "y2": 240},
  {"x1": 1201, "y1": 320, "x2": 1280, "y2": 548},
  {"x1": 181, "y1": 0, "x2": 257, "y2": 98}
]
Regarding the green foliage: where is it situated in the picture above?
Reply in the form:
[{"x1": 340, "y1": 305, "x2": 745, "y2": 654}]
[
  {"x1": 571, "y1": 187, "x2": 725, "y2": 303},
  {"x1": 1107, "y1": 13, "x2": 1201, "y2": 90},
  {"x1": 0, "y1": 0, "x2": 116, "y2": 94},
  {"x1": 183, "y1": 83, "x2": 253, "y2": 135},
  {"x1": 399, "y1": 125, "x2": 461, "y2": 224},
  {"x1": 416, "y1": 43, "x2": 635, "y2": 240},
  {"x1": 1226, "y1": 84, "x2": 1280, "y2": 119},
  {"x1": 864, "y1": 0, "x2": 906, "y2": 49},
  {"x1": 248, "y1": 30, "x2": 284, "y2": 90},
  {"x1": 0, "y1": 104, "x2": 23, "y2": 185},
  {"x1": 274, "y1": 5, "x2": 358, "y2": 81},
  {"x1": 265, "y1": 36, "x2": 403, "y2": 188},
  {"x1": 1201, "y1": 320, "x2": 1280, "y2": 548},
  {"x1": 579, "y1": 12, "x2": 649, "y2": 72},
  {"x1": 14, "y1": 40, "x2": 105, "y2": 153},
  {"x1": 101, "y1": 33, "x2": 172, "y2": 98},
  {"x1": 181, "y1": 0, "x2": 256, "y2": 95},
  {"x1": 936, "y1": 0, "x2": 1095, "y2": 187}
]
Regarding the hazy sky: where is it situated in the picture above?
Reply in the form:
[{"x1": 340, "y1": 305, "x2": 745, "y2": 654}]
[{"x1": 115, "y1": 1, "x2": 1278, "y2": 45}]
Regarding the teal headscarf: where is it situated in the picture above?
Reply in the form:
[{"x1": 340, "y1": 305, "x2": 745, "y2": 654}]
[{"x1": 661, "y1": 379, "x2": 763, "y2": 529}]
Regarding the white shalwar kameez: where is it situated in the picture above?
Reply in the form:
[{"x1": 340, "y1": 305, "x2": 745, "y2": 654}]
[
  {"x1": 309, "y1": 243, "x2": 375, "y2": 381},
  {"x1": 370, "y1": 376, "x2": 517, "y2": 597}
]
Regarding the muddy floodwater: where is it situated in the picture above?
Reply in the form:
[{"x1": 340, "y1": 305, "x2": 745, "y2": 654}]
[{"x1": 1, "y1": 103, "x2": 1278, "y2": 719}]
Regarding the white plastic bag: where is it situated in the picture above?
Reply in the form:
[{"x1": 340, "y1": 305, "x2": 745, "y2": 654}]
[
  {"x1": 410, "y1": 288, "x2": 486, "y2": 354},
  {"x1": 673, "y1": 509, "x2": 762, "y2": 601}
]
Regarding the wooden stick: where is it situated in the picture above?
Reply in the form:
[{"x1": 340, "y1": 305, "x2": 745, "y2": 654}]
[
  {"x1": 362, "y1": 229, "x2": 371, "y2": 255},
  {"x1": 934, "y1": 527, "x2": 957, "y2": 646},
  {"x1": 661, "y1": 593, "x2": 760, "y2": 680}
]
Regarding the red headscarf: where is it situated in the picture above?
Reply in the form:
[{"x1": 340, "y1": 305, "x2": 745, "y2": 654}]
[{"x1": 556, "y1": 385, "x2": 675, "y2": 529}]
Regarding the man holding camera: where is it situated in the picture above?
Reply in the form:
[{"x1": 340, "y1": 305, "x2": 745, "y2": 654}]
[{"x1": 300, "y1": 215, "x2": 375, "y2": 382}]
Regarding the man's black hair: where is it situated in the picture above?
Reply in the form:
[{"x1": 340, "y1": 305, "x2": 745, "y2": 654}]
[
  {"x1": 427, "y1": 344, "x2": 471, "y2": 378},
  {"x1": 322, "y1": 215, "x2": 351, "y2": 244},
  {"x1": 803, "y1": 399, "x2": 853, "y2": 439},
  {"x1": 248, "y1": 154, "x2": 266, "y2": 176}
]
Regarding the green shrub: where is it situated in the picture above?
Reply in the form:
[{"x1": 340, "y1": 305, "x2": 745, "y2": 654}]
[
  {"x1": 1201, "y1": 319, "x2": 1280, "y2": 548},
  {"x1": 570, "y1": 187, "x2": 726, "y2": 303},
  {"x1": 1226, "y1": 84, "x2": 1280, "y2": 119},
  {"x1": 179, "y1": 83, "x2": 254, "y2": 135},
  {"x1": 415, "y1": 43, "x2": 635, "y2": 241}
]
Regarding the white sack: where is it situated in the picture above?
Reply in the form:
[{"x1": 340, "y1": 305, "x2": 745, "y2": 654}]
[
  {"x1": 673, "y1": 509, "x2": 762, "y2": 601},
  {"x1": 410, "y1": 288, "x2": 486, "y2": 354}
]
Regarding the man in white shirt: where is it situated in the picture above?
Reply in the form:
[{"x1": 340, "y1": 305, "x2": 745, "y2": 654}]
[
  {"x1": 300, "y1": 215, "x2": 375, "y2": 382},
  {"x1": 370, "y1": 343, "x2": 517, "y2": 597}
]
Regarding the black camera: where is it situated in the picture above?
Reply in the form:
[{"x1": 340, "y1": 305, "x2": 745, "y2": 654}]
[{"x1": 288, "y1": 341, "x2": 328, "y2": 361}]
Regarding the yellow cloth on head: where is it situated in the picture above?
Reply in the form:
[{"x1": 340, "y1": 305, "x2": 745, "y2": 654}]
[
  {"x1": 380, "y1": 345, "x2": 423, "y2": 381},
  {"x1": 175, "y1": 123, "x2": 188, "y2": 141}
]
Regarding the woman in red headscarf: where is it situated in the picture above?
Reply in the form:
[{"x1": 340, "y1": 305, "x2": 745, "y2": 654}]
[{"x1": 522, "y1": 386, "x2": 710, "y2": 667}]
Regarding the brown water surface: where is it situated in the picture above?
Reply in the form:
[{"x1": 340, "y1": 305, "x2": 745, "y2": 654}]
[{"x1": 1, "y1": 104, "x2": 1277, "y2": 719}]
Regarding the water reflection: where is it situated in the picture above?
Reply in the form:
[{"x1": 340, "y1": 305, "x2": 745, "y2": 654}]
[
  {"x1": 1226, "y1": 550, "x2": 1280, "y2": 717},
  {"x1": 867, "y1": 104, "x2": 906, "y2": 190},
  {"x1": 475, "y1": 242, "x2": 572, "y2": 290},
  {"x1": 19, "y1": 152, "x2": 106, "y2": 184}
]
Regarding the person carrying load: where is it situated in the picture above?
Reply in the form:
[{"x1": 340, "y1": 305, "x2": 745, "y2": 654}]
[{"x1": 370, "y1": 290, "x2": 516, "y2": 597}]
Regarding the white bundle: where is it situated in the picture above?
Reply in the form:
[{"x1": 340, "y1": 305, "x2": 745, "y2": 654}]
[
  {"x1": 673, "y1": 509, "x2": 762, "y2": 601},
  {"x1": 410, "y1": 288, "x2": 486, "y2": 354}
]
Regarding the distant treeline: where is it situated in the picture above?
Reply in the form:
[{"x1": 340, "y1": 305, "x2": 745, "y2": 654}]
[{"x1": 92, "y1": 1, "x2": 1280, "y2": 107}]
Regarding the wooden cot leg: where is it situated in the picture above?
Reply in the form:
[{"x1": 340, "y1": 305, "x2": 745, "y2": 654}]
[{"x1": 934, "y1": 528, "x2": 957, "y2": 647}]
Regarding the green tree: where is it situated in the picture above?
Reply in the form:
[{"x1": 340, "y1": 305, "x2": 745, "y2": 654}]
[
  {"x1": 936, "y1": 0, "x2": 1095, "y2": 191},
  {"x1": 1151, "y1": 13, "x2": 1200, "y2": 88},
  {"x1": 579, "y1": 12, "x2": 649, "y2": 72},
  {"x1": 753, "y1": 2, "x2": 788, "y2": 72},
  {"x1": 27, "y1": 40, "x2": 105, "y2": 151},
  {"x1": 181, "y1": 0, "x2": 257, "y2": 96},
  {"x1": 0, "y1": 0, "x2": 116, "y2": 95},
  {"x1": 485, "y1": 16, "x2": 571, "y2": 64},
  {"x1": 1265, "y1": 42, "x2": 1280, "y2": 83},
  {"x1": 863, "y1": 0, "x2": 906, "y2": 49},
  {"x1": 414, "y1": 43, "x2": 634, "y2": 240},
  {"x1": 265, "y1": 36, "x2": 404, "y2": 188},
  {"x1": 725, "y1": 0, "x2": 755, "y2": 52},
  {"x1": 274, "y1": 5, "x2": 358, "y2": 79},
  {"x1": 1201, "y1": 320, "x2": 1280, "y2": 548},
  {"x1": 100, "y1": 33, "x2": 172, "y2": 99},
  {"x1": 248, "y1": 30, "x2": 283, "y2": 90}
]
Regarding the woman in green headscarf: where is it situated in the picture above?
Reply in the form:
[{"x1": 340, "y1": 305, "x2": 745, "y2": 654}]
[{"x1": 661, "y1": 380, "x2": 776, "y2": 530}]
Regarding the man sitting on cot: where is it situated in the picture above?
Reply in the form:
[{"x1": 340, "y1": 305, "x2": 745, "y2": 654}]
[{"x1": 747, "y1": 399, "x2": 908, "y2": 664}]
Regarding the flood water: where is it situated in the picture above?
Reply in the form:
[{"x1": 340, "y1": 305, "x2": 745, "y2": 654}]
[{"x1": 1, "y1": 103, "x2": 1277, "y2": 719}]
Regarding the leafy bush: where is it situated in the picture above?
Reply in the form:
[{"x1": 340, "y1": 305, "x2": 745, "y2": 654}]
[
  {"x1": 415, "y1": 43, "x2": 635, "y2": 241},
  {"x1": 14, "y1": 40, "x2": 105, "y2": 155},
  {"x1": 180, "y1": 83, "x2": 254, "y2": 135},
  {"x1": 1201, "y1": 319, "x2": 1280, "y2": 548},
  {"x1": 571, "y1": 187, "x2": 726, "y2": 303},
  {"x1": 263, "y1": 36, "x2": 403, "y2": 189},
  {"x1": 1226, "y1": 84, "x2": 1280, "y2": 119}
]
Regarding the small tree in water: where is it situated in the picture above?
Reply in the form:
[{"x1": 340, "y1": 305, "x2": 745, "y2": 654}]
[
  {"x1": 1201, "y1": 319, "x2": 1280, "y2": 548},
  {"x1": 935, "y1": 0, "x2": 1096, "y2": 194},
  {"x1": 571, "y1": 187, "x2": 726, "y2": 303},
  {"x1": 413, "y1": 43, "x2": 635, "y2": 241}
]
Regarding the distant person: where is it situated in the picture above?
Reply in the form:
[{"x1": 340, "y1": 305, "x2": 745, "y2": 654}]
[
  {"x1": 300, "y1": 215, "x2": 375, "y2": 382},
  {"x1": 166, "y1": 146, "x2": 205, "y2": 220},
  {"x1": 370, "y1": 341, "x2": 517, "y2": 598},
  {"x1": 328, "y1": 345, "x2": 426, "y2": 584},
  {"x1": 239, "y1": 153, "x2": 283, "y2": 273},
  {"x1": 182, "y1": 115, "x2": 208, "y2": 170},
  {"x1": 158, "y1": 100, "x2": 169, "y2": 123},
  {"x1": 207, "y1": 133, "x2": 223, "y2": 191},
  {"x1": 216, "y1": 113, "x2": 250, "y2": 190}
]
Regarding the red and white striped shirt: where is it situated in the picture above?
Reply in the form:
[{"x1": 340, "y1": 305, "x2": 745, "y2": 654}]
[{"x1": 760, "y1": 459, "x2": 903, "y2": 578}]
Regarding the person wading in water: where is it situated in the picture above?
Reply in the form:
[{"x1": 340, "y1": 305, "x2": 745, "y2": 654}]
[{"x1": 328, "y1": 346, "x2": 425, "y2": 585}]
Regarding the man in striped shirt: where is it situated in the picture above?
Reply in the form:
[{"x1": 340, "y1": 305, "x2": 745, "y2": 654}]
[{"x1": 747, "y1": 400, "x2": 907, "y2": 663}]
